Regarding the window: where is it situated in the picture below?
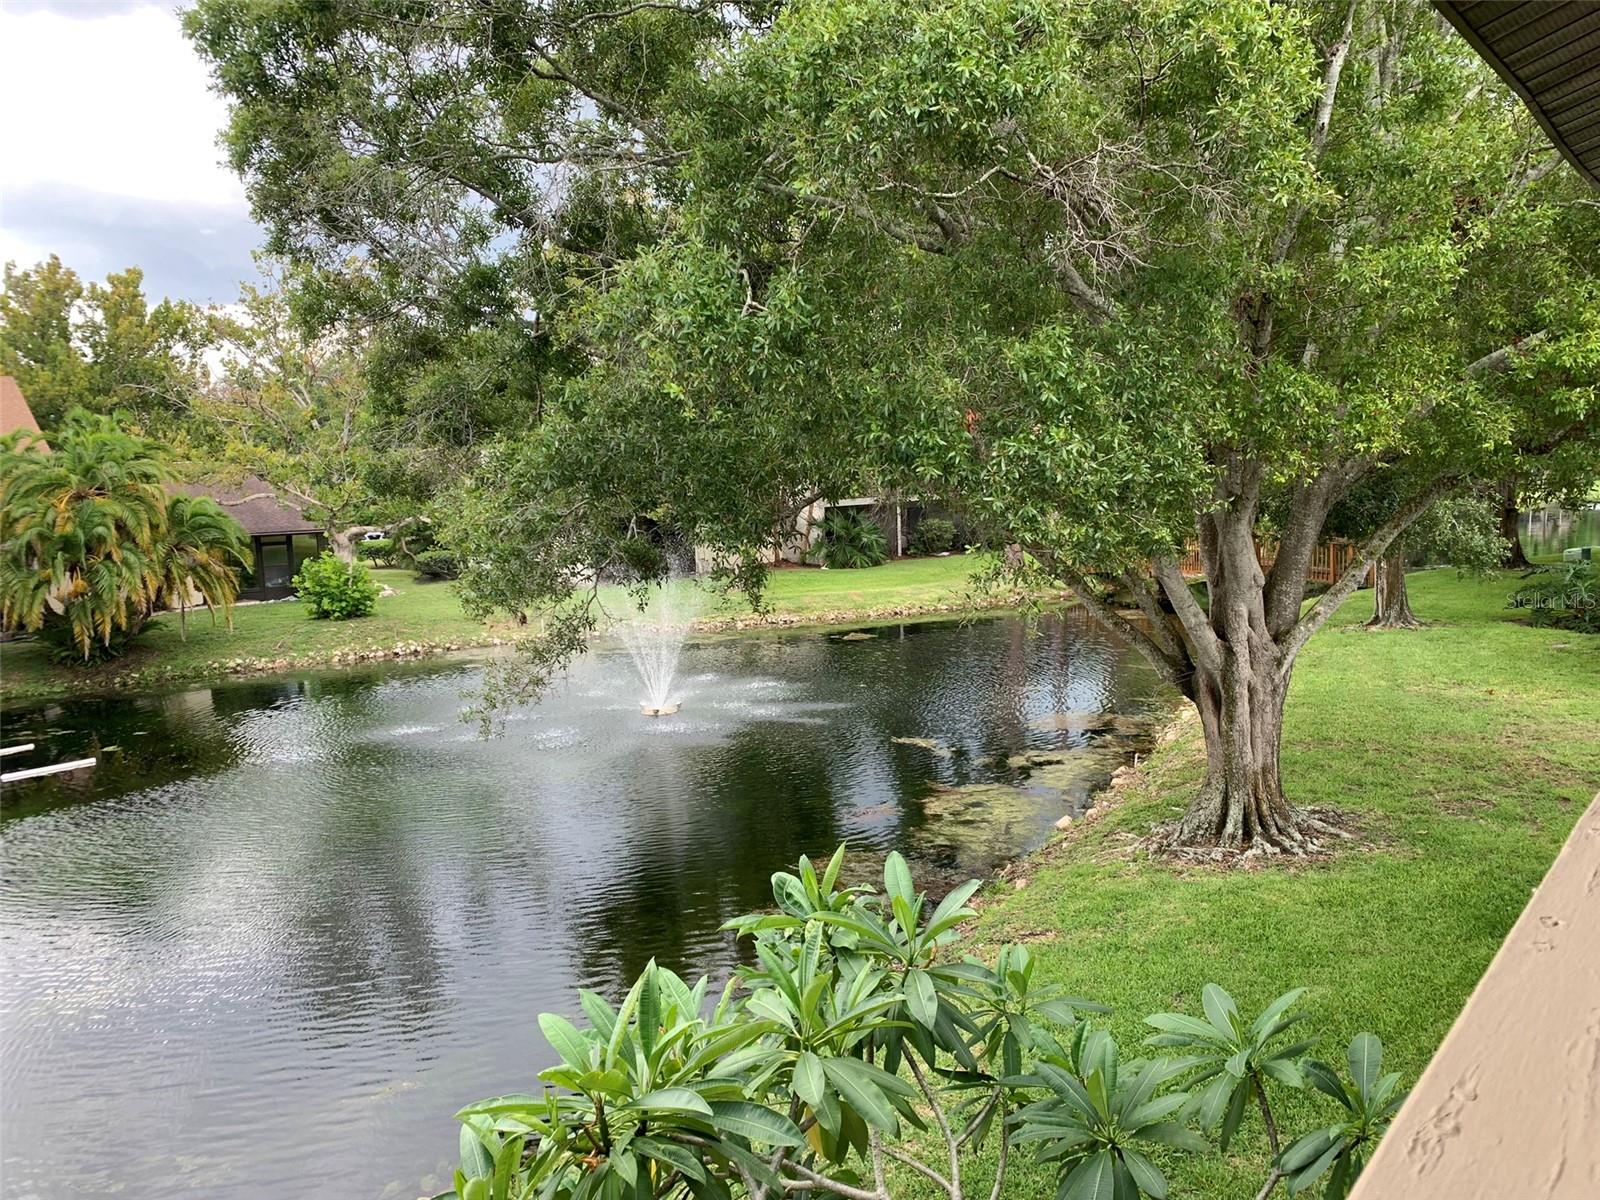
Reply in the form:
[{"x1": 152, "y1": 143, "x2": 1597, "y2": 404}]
[
  {"x1": 291, "y1": 534, "x2": 323, "y2": 575},
  {"x1": 258, "y1": 537, "x2": 293, "y2": 589}
]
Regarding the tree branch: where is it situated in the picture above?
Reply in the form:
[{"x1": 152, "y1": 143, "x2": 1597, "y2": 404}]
[
  {"x1": 1151, "y1": 555, "x2": 1222, "y2": 674},
  {"x1": 1309, "y1": 0, "x2": 1359, "y2": 161},
  {"x1": 1279, "y1": 473, "x2": 1459, "y2": 662},
  {"x1": 880, "y1": 1146, "x2": 954, "y2": 1196},
  {"x1": 1465, "y1": 329, "x2": 1549, "y2": 376},
  {"x1": 1253, "y1": 1074, "x2": 1282, "y2": 1156},
  {"x1": 1251, "y1": 0, "x2": 1358, "y2": 357},
  {"x1": 754, "y1": 181, "x2": 953, "y2": 254},
  {"x1": 987, "y1": 1118, "x2": 1009, "y2": 1200},
  {"x1": 571, "y1": 1, "x2": 721, "y2": 25},
  {"x1": 214, "y1": 491, "x2": 278, "y2": 507},
  {"x1": 906, "y1": 1054, "x2": 960, "y2": 1199},
  {"x1": 1054, "y1": 257, "x2": 1116, "y2": 323},
  {"x1": 1261, "y1": 460, "x2": 1367, "y2": 637},
  {"x1": 1494, "y1": 152, "x2": 1562, "y2": 215},
  {"x1": 1118, "y1": 568, "x2": 1183, "y2": 660},
  {"x1": 527, "y1": 45, "x2": 675, "y2": 152},
  {"x1": 1044, "y1": 555, "x2": 1193, "y2": 695}
]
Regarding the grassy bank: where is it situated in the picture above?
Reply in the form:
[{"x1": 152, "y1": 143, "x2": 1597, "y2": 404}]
[
  {"x1": 0, "y1": 569, "x2": 504, "y2": 703},
  {"x1": 924, "y1": 569, "x2": 1598, "y2": 1198},
  {"x1": 702, "y1": 554, "x2": 1014, "y2": 622},
  {"x1": 0, "y1": 555, "x2": 1017, "y2": 702}
]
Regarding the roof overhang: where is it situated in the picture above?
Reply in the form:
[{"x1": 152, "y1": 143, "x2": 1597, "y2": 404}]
[{"x1": 1435, "y1": 2, "x2": 1600, "y2": 187}]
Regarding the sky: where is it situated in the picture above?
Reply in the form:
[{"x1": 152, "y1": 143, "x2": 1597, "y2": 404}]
[{"x1": 0, "y1": 0, "x2": 264, "y2": 305}]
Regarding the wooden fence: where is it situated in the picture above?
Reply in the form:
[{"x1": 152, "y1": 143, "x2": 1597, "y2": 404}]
[{"x1": 1177, "y1": 537, "x2": 1369, "y2": 585}]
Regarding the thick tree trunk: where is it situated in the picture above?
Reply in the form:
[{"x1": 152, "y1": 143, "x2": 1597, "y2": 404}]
[
  {"x1": 330, "y1": 528, "x2": 358, "y2": 562},
  {"x1": 329, "y1": 525, "x2": 381, "y2": 562},
  {"x1": 1366, "y1": 555, "x2": 1419, "y2": 629},
  {"x1": 1095, "y1": 466, "x2": 1454, "y2": 852},
  {"x1": 1175, "y1": 652, "x2": 1303, "y2": 848},
  {"x1": 1167, "y1": 511, "x2": 1312, "y2": 851},
  {"x1": 1499, "y1": 484, "x2": 1530, "y2": 569}
]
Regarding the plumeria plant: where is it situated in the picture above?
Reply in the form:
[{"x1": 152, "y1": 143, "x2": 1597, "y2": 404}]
[{"x1": 440, "y1": 849, "x2": 1407, "y2": 1200}]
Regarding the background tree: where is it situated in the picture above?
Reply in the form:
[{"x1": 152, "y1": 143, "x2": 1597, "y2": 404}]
[
  {"x1": 1323, "y1": 476, "x2": 1503, "y2": 630},
  {"x1": 184, "y1": 0, "x2": 674, "y2": 510},
  {"x1": 190, "y1": 0, "x2": 1600, "y2": 850},
  {"x1": 1495, "y1": 478, "x2": 1533, "y2": 569},
  {"x1": 0, "y1": 257, "x2": 206, "y2": 429},
  {"x1": 193, "y1": 265, "x2": 381, "y2": 559},
  {"x1": 0, "y1": 411, "x2": 250, "y2": 660}
]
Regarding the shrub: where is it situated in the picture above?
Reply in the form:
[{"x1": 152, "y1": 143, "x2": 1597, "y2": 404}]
[
  {"x1": 909, "y1": 516, "x2": 958, "y2": 555},
  {"x1": 292, "y1": 553, "x2": 380, "y2": 619},
  {"x1": 413, "y1": 548, "x2": 460, "y2": 580},
  {"x1": 1507, "y1": 562, "x2": 1597, "y2": 632},
  {"x1": 356, "y1": 537, "x2": 393, "y2": 565},
  {"x1": 816, "y1": 509, "x2": 889, "y2": 568},
  {"x1": 441, "y1": 848, "x2": 1405, "y2": 1200}
]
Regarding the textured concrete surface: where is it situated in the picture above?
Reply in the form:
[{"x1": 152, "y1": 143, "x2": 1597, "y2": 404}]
[{"x1": 1351, "y1": 791, "x2": 1600, "y2": 1199}]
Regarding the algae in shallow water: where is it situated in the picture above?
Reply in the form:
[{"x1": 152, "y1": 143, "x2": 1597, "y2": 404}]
[
  {"x1": 907, "y1": 744, "x2": 1131, "y2": 870},
  {"x1": 1028, "y1": 711, "x2": 1150, "y2": 735}
]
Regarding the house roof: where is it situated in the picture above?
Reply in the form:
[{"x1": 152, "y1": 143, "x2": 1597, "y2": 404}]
[
  {"x1": 1, "y1": 376, "x2": 315, "y2": 536},
  {"x1": 1436, "y1": 2, "x2": 1600, "y2": 188},
  {"x1": 0, "y1": 376, "x2": 48, "y2": 451},
  {"x1": 178, "y1": 477, "x2": 322, "y2": 537}
]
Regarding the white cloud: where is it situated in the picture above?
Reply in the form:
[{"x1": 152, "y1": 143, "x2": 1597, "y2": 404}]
[{"x1": 0, "y1": 2, "x2": 262, "y2": 302}]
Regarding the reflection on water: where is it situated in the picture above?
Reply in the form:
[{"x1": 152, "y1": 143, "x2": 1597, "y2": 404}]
[
  {"x1": 1520, "y1": 505, "x2": 1600, "y2": 560},
  {"x1": 0, "y1": 611, "x2": 1167, "y2": 1199}
]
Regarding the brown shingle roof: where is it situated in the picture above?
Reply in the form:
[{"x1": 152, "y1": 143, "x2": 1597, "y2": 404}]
[
  {"x1": 177, "y1": 477, "x2": 322, "y2": 536},
  {"x1": 1, "y1": 378, "x2": 314, "y2": 536},
  {"x1": 0, "y1": 376, "x2": 48, "y2": 451},
  {"x1": 1437, "y1": 2, "x2": 1600, "y2": 188}
]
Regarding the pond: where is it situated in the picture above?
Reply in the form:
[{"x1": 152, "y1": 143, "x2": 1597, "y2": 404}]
[
  {"x1": 0, "y1": 610, "x2": 1169, "y2": 1199},
  {"x1": 1520, "y1": 504, "x2": 1600, "y2": 560}
]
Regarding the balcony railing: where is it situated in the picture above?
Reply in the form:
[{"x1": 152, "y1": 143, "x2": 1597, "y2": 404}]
[{"x1": 1177, "y1": 537, "x2": 1368, "y2": 585}]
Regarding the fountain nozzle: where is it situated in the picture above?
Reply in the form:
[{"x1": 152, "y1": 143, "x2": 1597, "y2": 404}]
[{"x1": 641, "y1": 702, "x2": 680, "y2": 717}]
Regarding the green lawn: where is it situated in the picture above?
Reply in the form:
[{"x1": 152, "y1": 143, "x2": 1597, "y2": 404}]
[
  {"x1": 0, "y1": 569, "x2": 499, "y2": 701},
  {"x1": 1, "y1": 555, "x2": 1006, "y2": 702},
  {"x1": 905, "y1": 569, "x2": 1599, "y2": 1199},
  {"x1": 705, "y1": 553, "x2": 1011, "y2": 620}
]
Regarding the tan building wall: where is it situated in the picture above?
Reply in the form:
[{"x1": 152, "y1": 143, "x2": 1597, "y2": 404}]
[{"x1": 1351, "y1": 791, "x2": 1600, "y2": 1199}]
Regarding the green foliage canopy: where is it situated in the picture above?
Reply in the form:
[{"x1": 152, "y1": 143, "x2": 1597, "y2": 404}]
[
  {"x1": 187, "y1": 0, "x2": 1600, "y2": 604},
  {"x1": 188, "y1": 0, "x2": 1600, "y2": 844},
  {"x1": 0, "y1": 257, "x2": 206, "y2": 430}
]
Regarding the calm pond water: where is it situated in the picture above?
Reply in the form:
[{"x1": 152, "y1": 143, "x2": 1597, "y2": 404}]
[
  {"x1": 1520, "y1": 505, "x2": 1600, "y2": 559},
  {"x1": 1, "y1": 610, "x2": 1167, "y2": 1199}
]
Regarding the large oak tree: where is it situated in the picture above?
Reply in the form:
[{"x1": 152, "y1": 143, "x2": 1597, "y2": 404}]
[{"x1": 189, "y1": 0, "x2": 1599, "y2": 849}]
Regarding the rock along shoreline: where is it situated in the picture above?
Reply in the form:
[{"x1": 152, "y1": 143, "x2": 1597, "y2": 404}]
[{"x1": 2, "y1": 591, "x2": 1071, "y2": 703}]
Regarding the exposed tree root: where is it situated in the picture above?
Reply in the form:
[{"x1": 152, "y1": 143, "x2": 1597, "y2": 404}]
[
  {"x1": 1365, "y1": 612, "x2": 1422, "y2": 630},
  {"x1": 1144, "y1": 805, "x2": 1362, "y2": 865}
]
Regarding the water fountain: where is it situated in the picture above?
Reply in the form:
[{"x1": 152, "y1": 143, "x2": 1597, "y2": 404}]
[{"x1": 614, "y1": 573, "x2": 706, "y2": 717}]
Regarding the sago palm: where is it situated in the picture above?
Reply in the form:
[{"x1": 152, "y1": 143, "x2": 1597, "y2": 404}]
[
  {"x1": 156, "y1": 494, "x2": 253, "y2": 635},
  {"x1": 1, "y1": 411, "x2": 251, "y2": 659}
]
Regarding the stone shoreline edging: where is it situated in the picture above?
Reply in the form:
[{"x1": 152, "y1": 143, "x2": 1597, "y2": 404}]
[
  {"x1": 0, "y1": 634, "x2": 514, "y2": 703},
  {"x1": 1, "y1": 591, "x2": 1071, "y2": 703},
  {"x1": 993, "y1": 702, "x2": 1199, "y2": 897},
  {"x1": 686, "y1": 591, "x2": 1058, "y2": 633}
]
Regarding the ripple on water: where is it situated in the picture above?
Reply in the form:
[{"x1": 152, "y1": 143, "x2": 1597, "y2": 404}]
[{"x1": 0, "y1": 609, "x2": 1167, "y2": 1199}]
